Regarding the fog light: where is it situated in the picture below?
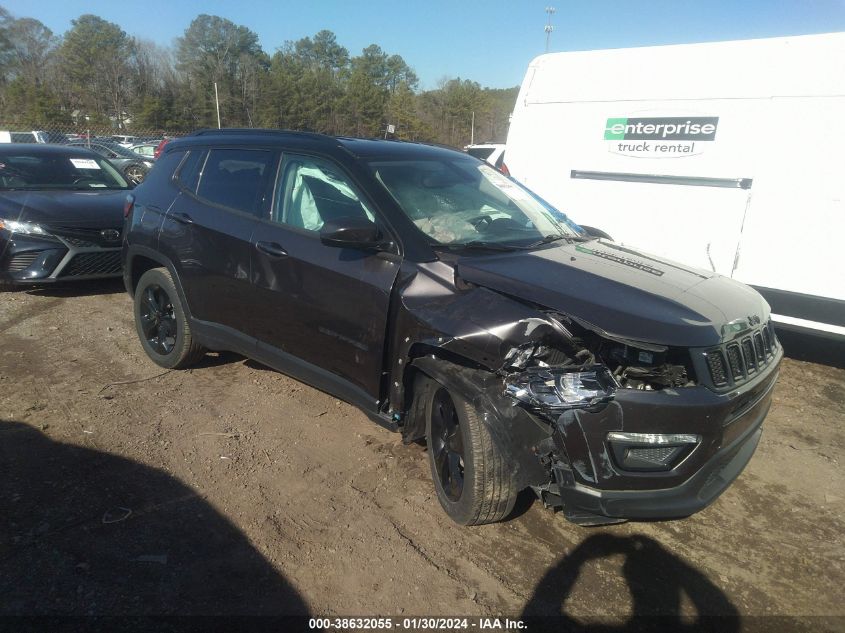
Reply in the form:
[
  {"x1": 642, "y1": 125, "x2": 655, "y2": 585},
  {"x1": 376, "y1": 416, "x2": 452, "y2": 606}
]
[
  {"x1": 505, "y1": 365, "x2": 616, "y2": 410},
  {"x1": 607, "y1": 432, "x2": 700, "y2": 472}
]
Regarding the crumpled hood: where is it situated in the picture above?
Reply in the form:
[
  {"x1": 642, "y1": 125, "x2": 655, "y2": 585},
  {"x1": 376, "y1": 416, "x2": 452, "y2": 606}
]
[
  {"x1": 455, "y1": 239, "x2": 770, "y2": 347},
  {"x1": 0, "y1": 190, "x2": 126, "y2": 229}
]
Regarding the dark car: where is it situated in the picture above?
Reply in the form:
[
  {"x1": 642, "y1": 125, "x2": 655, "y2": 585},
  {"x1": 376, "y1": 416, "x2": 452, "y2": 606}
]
[
  {"x1": 122, "y1": 129, "x2": 782, "y2": 527},
  {"x1": 0, "y1": 144, "x2": 130, "y2": 289},
  {"x1": 67, "y1": 140, "x2": 153, "y2": 185}
]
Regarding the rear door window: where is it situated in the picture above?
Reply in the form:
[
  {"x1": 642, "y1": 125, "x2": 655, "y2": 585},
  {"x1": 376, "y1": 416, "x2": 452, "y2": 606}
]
[{"x1": 194, "y1": 148, "x2": 276, "y2": 216}]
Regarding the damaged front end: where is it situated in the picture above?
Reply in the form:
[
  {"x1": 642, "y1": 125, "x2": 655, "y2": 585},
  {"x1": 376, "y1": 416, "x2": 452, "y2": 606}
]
[{"x1": 391, "y1": 260, "x2": 781, "y2": 526}]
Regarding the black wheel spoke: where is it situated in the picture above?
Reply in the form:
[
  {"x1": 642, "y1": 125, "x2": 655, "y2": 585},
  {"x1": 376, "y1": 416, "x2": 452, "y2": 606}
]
[
  {"x1": 445, "y1": 424, "x2": 463, "y2": 453},
  {"x1": 154, "y1": 288, "x2": 167, "y2": 313},
  {"x1": 139, "y1": 311, "x2": 157, "y2": 338},
  {"x1": 139, "y1": 283, "x2": 176, "y2": 356},
  {"x1": 447, "y1": 452, "x2": 463, "y2": 498},
  {"x1": 430, "y1": 388, "x2": 465, "y2": 502},
  {"x1": 143, "y1": 287, "x2": 157, "y2": 314}
]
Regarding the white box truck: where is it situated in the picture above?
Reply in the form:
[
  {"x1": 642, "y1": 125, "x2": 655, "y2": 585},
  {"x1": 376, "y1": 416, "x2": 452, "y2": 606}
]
[{"x1": 505, "y1": 33, "x2": 845, "y2": 339}]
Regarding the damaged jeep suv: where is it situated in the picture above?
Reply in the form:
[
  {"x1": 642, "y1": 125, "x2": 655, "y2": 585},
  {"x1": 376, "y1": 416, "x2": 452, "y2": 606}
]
[{"x1": 123, "y1": 130, "x2": 782, "y2": 526}]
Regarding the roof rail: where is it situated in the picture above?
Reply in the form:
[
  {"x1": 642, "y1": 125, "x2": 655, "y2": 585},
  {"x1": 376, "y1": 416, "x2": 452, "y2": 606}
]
[{"x1": 188, "y1": 128, "x2": 334, "y2": 141}]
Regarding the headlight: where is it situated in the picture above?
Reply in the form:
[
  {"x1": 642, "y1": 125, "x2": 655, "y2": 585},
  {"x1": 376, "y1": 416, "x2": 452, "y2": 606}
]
[
  {"x1": 0, "y1": 219, "x2": 47, "y2": 235},
  {"x1": 505, "y1": 365, "x2": 617, "y2": 410},
  {"x1": 143, "y1": 161, "x2": 153, "y2": 168}
]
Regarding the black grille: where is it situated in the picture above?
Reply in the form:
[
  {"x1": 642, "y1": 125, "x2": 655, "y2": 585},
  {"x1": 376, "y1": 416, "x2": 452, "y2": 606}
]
[
  {"x1": 627, "y1": 446, "x2": 677, "y2": 464},
  {"x1": 48, "y1": 226, "x2": 121, "y2": 248},
  {"x1": 61, "y1": 235, "x2": 99, "y2": 248},
  {"x1": 703, "y1": 321, "x2": 779, "y2": 388},
  {"x1": 741, "y1": 338, "x2": 756, "y2": 372},
  {"x1": 754, "y1": 333, "x2": 765, "y2": 362},
  {"x1": 726, "y1": 344, "x2": 744, "y2": 379},
  {"x1": 7, "y1": 251, "x2": 40, "y2": 272},
  {"x1": 58, "y1": 251, "x2": 122, "y2": 277},
  {"x1": 706, "y1": 351, "x2": 728, "y2": 386},
  {"x1": 762, "y1": 327, "x2": 772, "y2": 354}
]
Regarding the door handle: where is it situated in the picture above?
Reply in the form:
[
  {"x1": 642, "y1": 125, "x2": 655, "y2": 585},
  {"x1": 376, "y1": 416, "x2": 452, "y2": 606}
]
[
  {"x1": 255, "y1": 241, "x2": 288, "y2": 258},
  {"x1": 171, "y1": 212, "x2": 194, "y2": 225}
]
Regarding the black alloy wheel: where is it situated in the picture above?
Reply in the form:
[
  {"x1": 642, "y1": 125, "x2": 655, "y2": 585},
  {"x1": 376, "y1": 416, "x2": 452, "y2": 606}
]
[
  {"x1": 429, "y1": 386, "x2": 465, "y2": 502},
  {"x1": 133, "y1": 267, "x2": 205, "y2": 369},
  {"x1": 139, "y1": 284, "x2": 177, "y2": 355},
  {"x1": 419, "y1": 372, "x2": 518, "y2": 525}
]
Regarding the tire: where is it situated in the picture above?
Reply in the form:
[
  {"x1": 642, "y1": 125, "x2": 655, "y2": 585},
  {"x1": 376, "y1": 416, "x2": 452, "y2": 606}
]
[
  {"x1": 133, "y1": 267, "x2": 205, "y2": 369},
  {"x1": 124, "y1": 163, "x2": 147, "y2": 185},
  {"x1": 420, "y1": 374, "x2": 518, "y2": 525}
]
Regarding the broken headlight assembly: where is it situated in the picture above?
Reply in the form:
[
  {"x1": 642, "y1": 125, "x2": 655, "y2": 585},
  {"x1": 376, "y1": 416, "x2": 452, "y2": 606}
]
[{"x1": 505, "y1": 365, "x2": 617, "y2": 411}]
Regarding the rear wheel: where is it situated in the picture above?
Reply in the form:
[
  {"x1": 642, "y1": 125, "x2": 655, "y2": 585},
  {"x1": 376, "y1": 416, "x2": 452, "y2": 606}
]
[
  {"x1": 133, "y1": 267, "x2": 204, "y2": 368},
  {"x1": 420, "y1": 374, "x2": 517, "y2": 525}
]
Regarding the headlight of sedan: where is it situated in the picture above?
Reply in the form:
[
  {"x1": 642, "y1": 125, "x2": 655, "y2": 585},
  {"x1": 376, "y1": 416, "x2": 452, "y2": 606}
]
[
  {"x1": 0, "y1": 219, "x2": 48, "y2": 235},
  {"x1": 505, "y1": 365, "x2": 617, "y2": 410}
]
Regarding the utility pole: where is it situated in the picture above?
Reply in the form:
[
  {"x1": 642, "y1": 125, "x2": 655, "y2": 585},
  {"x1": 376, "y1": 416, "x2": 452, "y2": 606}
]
[
  {"x1": 545, "y1": 6, "x2": 556, "y2": 53},
  {"x1": 471, "y1": 111, "x2": 475, "y2": 145}
]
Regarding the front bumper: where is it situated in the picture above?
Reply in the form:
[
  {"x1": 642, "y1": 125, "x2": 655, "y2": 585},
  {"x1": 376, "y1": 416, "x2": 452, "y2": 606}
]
[
  {"x1": 543, "y1": 346, "x2": 782, "y2": 524},
  {"x1": 1, "y1": 232, "x2": 122, "y2": 285}
]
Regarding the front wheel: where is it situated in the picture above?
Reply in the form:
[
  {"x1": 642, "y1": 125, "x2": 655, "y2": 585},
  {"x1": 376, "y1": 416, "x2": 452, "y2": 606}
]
[
  {"x1": 133, "y1": 267, "x2": 205, "y2": 369},
  {"x1": 420, "y1": 375, "x2": 517, "y2": 525}
]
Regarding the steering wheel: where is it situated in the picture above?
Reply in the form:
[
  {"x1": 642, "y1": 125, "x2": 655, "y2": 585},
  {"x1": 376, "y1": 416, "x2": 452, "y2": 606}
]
[{"x1": 468, "y1": 215, "x2": 494, "y2": 231}]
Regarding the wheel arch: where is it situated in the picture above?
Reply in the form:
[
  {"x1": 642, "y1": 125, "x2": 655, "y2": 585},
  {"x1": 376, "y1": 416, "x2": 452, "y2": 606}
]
[
  {"x1": 408, "y1": 353, "x2": 552, "y2": 494},
  {"x1": 125, "y1": 246, "x2": 193, "y2": 321}
]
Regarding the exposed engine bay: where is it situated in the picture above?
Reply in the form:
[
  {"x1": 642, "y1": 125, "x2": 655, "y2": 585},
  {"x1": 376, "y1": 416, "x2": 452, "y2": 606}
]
[{"x1": 501, "y1": 311, "x2": 696, "y2": 395}]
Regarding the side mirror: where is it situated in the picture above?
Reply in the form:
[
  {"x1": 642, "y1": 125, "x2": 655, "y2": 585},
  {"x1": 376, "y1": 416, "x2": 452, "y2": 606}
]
[{"x1": 319, "y1": 216, "x2": 383, "y2": 249}]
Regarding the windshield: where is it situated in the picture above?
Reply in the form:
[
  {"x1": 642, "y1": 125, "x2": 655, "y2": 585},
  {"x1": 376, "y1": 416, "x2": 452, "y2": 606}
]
[
  {"x1": 0, "y1": 152, "x2": 131, "y2": 190},
  {"x1": 370, "y1": 158, "x2": 582, "y2": 247}
]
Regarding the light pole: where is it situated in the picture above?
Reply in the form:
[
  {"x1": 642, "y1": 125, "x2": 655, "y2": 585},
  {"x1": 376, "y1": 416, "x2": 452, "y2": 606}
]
[
  {"x1": 545, "y1": 6, "x2": 556, "y2": 53},
  {"x1": 214, "y1": 82, "x2": 222, "y2": 129}
]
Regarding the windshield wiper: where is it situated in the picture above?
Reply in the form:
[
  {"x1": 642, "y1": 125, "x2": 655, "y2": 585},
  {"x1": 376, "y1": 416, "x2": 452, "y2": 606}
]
[
  {"x1": 442, "y1": 240, "x2": 528, "y2": 252},
  {"x1": 526, "y1": 233, "x2": 592, "y2": 248}
]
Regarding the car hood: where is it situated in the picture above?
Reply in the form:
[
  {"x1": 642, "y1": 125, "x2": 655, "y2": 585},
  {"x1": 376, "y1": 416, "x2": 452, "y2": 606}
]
[
  {"x1": 0, "y1": 190, "x2": 126, "y2": 229},
  {"x1": 454, "y1": 239, "x2": 770, "y2": 347}
]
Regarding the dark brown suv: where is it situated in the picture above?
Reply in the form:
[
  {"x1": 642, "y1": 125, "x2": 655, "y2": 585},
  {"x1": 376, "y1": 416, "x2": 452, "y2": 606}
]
[{"x1": 122, "y1": 129, "x2": 781, "y2": 526}]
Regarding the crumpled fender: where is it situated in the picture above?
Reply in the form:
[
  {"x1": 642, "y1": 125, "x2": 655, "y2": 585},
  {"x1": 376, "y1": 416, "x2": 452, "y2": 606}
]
[
  {"x1": 409, "y1": 355, "x2": 553, "y2": 489},
  {"x1": 386, "y1": 262, "x2": 572, "y2": 414}
]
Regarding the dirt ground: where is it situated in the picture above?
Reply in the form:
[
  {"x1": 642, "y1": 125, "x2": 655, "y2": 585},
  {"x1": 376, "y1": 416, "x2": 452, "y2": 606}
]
[{"x1": 1, "y1": 279, "x2": 843, "y2": 629}]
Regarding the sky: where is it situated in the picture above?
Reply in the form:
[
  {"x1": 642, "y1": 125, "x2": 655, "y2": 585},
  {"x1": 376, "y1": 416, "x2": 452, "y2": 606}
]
[{"x1": 4, "y1": 0, "x2": 845, "y2": 90}]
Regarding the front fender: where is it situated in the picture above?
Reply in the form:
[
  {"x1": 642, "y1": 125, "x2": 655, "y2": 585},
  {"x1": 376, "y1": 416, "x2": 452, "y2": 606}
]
[{"x1": 410, "y1": 355, "x2": 553, "y2": 490}]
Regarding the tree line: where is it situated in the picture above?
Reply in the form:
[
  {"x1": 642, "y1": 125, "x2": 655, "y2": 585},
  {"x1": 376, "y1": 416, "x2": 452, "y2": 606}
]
[{"x1": 0, "y1": 7, "x2": 517, "y2": 147}]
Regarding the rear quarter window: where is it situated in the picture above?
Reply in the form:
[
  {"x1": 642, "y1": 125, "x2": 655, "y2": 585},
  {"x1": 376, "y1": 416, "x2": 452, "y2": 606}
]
[
  {"x1": 175, "y1": 150, "x2": 205, "y2": 193},
  {"x1": 467, "y1": 147, "x2": 494, "y2": 160}
]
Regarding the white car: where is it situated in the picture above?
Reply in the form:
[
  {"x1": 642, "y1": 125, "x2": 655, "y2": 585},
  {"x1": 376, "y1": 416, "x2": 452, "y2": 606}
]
[
  {"x1": 129, "y1": 142, "x2": 160, "y2": 158},
  {"x1": 463, "y1": 143, "x2": 509, "y2": 175},
  {"x1": 111, "y1": 135, "x2": 139, "y2": 147}
]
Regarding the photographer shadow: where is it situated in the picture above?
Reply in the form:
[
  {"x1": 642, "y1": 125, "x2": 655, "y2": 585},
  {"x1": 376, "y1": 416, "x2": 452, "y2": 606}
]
[
  {"x1": 522, "y1": 533, "x2": 739, "y2": 632},
  {"x1": 0, "y1": 419, "x2": 309, "y2": 617}
]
